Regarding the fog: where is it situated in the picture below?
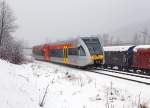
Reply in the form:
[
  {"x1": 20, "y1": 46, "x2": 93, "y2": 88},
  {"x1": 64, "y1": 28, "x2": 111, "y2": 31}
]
[{"x1": 7, "y1": 0, "x2": 150, "y2": 46}]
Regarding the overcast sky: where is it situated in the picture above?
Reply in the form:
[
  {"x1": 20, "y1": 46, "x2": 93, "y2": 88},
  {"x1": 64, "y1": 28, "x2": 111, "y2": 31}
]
[{"x1": 7, "y1": 0, "x2": 150, "y2": 46}]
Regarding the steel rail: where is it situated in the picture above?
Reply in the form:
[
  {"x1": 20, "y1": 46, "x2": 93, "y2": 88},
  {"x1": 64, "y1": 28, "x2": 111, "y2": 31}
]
[
  {"x1": 86, "y1": 68, "x2": 150, "y2": 85},
  {"x1": 93, "y1": 67, "x2": 150, "y2": 79}
]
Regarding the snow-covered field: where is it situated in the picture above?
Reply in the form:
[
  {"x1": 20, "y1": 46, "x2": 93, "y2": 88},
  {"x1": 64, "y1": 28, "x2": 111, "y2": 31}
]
[{"x1": 0, "y1": 59, "x2": 150, "y2": 108}]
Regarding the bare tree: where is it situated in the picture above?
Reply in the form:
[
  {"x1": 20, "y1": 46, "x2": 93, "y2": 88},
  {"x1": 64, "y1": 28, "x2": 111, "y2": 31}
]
[
  {"x1": 102, "y1": 34, "x2": 109, "y2": 46},
  {"x1": 0, "y1": 0, "x2": 17, "y2": 46},
  {"x1": 97, "y1": 33, "x2": 114, "y2": 46},
  {"x1": 140, "y1": 28, "x2": 149, "y2": 44},
  {"x1": 132, "y1": 33, "x2": 140, "y2": 45},
  {"x1": 109, "y1": 36, "x2": 114, "y2": 46},
  {"x1": 0, "y1": 1, "x2": 24, "y2": 64},
  {"x1": 114, "y1": 38, "x2": 122, "y2": 45}
]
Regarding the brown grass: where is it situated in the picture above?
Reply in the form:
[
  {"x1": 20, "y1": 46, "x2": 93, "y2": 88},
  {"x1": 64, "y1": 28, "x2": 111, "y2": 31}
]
[{"x1": 140, "y1": 103, "x2": 148, "y2": 108}]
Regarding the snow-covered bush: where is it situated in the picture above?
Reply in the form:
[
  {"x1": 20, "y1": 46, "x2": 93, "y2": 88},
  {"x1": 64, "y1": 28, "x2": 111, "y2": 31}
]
[{"x1": 0, "y1": 37, "x2": 24, "y2": 64}]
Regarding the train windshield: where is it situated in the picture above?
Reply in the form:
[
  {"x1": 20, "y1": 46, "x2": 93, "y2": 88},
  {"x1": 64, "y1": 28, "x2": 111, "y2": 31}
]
[{"x1": 82, "y1": 38, "x2": 102, "y2": 55}]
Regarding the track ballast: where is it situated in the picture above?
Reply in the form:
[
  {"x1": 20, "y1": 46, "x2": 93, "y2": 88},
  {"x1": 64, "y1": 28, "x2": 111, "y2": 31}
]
[{"x1": 86, "y1": 67, "x2": 150, "y2": 85}]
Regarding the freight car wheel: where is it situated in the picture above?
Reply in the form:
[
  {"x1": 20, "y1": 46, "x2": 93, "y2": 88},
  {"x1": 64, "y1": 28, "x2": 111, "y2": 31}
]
[
  {"x1": 145, "y1": 70, "x2": 150, "y2": 76},
  {"x1": 118, "y1": 66, "x2": 123, "y2": 71},
  {"x1": 123, "y1": 68, "x2": 128, "y2": 72},
  {"x1": 103, "y1": 65, "x2": 107, "y2": 69},
  {"x1": 110, "y1": 66, "x2": 113, "y2": 69},
  {"x1": 133, "y1": 68, "x2": 137, "y2": 73}
]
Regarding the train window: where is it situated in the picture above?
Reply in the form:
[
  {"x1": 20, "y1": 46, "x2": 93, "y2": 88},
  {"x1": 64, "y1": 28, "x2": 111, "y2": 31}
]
[
  {"x1": 50, "y1": 49, "x2": 63, "y2": 57},
  {"x1": 107, "y1": 51, "x2": 112, "y2": 56},
  {"x1": 82, "y1": 38, "x2": 102, "y2": 55},
  {"x1": 68, "y1": 48, "x2": 78, "y2": 55},
  {"x1": 78, "y1": 46, "x2": 86, "y2": 56},
  {"x1": 34, "y1": 50, "x2": 44, "y2": 56}
]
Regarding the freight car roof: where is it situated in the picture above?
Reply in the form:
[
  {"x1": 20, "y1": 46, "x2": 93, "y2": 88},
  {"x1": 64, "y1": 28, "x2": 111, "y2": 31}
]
[
  {"x1": 104, "y1": 45, "x2": 134, "y2": 52},
  {"x1": 133, "y1": 45, "x2": 150, "y2": 52}
]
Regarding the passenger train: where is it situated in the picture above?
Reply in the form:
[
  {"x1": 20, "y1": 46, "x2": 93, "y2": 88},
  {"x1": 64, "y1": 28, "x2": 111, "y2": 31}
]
[{"x1": 32, "y1": 37, "x2": 104, "y2": 67}]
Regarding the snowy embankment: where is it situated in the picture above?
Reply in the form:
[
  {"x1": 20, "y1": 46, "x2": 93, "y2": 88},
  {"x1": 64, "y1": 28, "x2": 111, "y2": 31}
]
[{"x1": 0, "y1": 59, "x2": 150, "y2": 108}]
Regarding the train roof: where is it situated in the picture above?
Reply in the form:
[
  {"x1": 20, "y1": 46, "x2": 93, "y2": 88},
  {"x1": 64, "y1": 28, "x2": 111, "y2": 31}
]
[
  {"x1": 133, "y1": 45, "x2": 150, "y2": 52},
  {"x1": 52, "y1": 36, "x2": 98, "y2": 43},
  {"x1": 33, "y1": 36, "x2": 99, "y2": 48},
  {"x1": 104, "y1": 45, "x2": 134, "y2": 52}
]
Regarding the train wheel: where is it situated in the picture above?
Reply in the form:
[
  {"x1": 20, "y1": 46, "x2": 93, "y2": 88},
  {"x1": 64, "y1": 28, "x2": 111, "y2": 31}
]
[
  {"x1": 133, "y1": 68, "x2": 137, "y2": 73},
  {"x1": 123, "y1": 67, "x2": 128, "y2": 72},
  {"x1": 103, "y1": 65, "x2": 107, "y2": 69},
  {"x1": 127, "y1": 68, "x2": 132, "y2": 72},
  {"x1": 145, "y1": 70, "x2": 150, "y2": 76},
  {"x1": 147, "y1": 71, "x2": 150, "y2": 76},
  {"x1": 143, "y1": 70, "x2": 147, "y2": 75},
  {"x1": 118, "y1": 66, "x2": 123, "y2": 71},
  {"x1": 139, "y1": 70, "x2": 144, "y2": 75}
]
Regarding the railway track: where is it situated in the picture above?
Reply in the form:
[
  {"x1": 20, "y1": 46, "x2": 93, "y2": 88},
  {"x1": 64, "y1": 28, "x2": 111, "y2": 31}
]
[
  {"x1": 86, "y1": 67, "x2": 150, "y2": 85},
  {"x1": 93, "y1": 67, "x2": 150, "y2": 79}
]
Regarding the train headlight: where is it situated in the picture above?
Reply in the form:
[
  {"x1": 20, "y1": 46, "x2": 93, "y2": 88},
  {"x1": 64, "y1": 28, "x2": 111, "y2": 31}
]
[
  {"x1": 98, "y1": 55, "x2": 104, "y2": 60},
  {"x1": 91, "y1": 55, "x2": 104, "y2": 61},
  {"x1": 91, "y1": 56, "x2": 94, "y2": 60}
]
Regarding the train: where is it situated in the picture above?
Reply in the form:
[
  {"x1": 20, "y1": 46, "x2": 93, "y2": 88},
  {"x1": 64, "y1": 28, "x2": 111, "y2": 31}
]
[
  {"x1": 32, "y1": 36, "x2": 150, "y2": 74},
  {"x1": 103, "y1": 45, "x2": 150, "y2": 74},
  {"x1": 32, "y1": 37, "x2": 104, "y2": 67}
]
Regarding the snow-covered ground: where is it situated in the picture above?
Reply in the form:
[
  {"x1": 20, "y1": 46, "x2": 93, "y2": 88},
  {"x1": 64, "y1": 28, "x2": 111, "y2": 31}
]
[{"x1": 0, "y1": 59, "x2": 150, "y2": 108}]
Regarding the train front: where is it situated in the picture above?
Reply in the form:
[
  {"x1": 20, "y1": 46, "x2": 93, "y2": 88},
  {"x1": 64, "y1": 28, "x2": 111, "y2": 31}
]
[{"x1": 81, "y1": 37, "x2": 104, "y2": 66}]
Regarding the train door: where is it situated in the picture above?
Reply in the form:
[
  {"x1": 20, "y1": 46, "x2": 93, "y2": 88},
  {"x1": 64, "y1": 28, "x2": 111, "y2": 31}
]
[
  {"x1": 64, "y1": 46, "x2": 68, "y2": 64},
  {"x1": 44, "y1": 45, "x2": 49, "y2": 61}
]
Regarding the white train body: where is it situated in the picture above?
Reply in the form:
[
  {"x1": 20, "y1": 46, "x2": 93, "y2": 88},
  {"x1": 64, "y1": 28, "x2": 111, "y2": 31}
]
[{"x1": 33, "y1": 37, "x2": 104, "y2": 67}]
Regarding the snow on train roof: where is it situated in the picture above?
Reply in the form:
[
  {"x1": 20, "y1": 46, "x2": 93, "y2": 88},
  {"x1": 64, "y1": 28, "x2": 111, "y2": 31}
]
[
  {"x1": 104, "y1": 45, "x2": 134, "y2": 52},
  {"x1": 48, "y1": 37, "x2": 99, "y2": 45},
  {"x1": 133, "y1": 45, "x2": 150, "y2": 52},
  {"x1": 33, "y1": 37, "x2": 100, "y2": 47}
]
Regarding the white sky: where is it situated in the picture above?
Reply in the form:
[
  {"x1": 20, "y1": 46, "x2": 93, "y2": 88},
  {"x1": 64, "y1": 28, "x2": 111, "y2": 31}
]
[{"x1": 7, "y1": 0, "x2": 150, "y2": 46}]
